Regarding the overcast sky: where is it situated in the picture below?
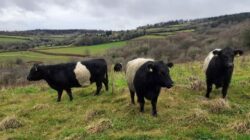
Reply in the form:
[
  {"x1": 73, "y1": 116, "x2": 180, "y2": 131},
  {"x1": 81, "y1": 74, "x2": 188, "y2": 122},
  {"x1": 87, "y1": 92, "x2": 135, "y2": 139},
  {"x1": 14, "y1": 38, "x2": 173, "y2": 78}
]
[{"x1": 0, "y1": 0, "x2": 250, "y2": 31}]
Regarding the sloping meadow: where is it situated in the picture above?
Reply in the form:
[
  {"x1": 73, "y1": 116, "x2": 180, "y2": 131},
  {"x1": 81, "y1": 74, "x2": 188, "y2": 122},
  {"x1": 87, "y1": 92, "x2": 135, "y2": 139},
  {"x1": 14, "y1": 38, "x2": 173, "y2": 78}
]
[{"x1": 0, "y1": 56, "x2": 249, "y2": 139}]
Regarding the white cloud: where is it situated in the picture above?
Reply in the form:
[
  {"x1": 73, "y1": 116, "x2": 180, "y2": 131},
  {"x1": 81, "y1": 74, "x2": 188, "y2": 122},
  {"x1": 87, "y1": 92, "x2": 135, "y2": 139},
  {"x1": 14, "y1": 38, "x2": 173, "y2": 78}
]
[{"x1": 0, "y1": 0, "x2": 250, "y2": 30}]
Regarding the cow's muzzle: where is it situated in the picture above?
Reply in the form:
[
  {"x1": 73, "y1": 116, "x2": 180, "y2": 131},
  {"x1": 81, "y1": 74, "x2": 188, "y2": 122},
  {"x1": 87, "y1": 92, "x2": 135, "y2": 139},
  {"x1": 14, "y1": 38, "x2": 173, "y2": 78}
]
[{"x1": 166, "y1": 82, "x2": 174, "y2": 89}]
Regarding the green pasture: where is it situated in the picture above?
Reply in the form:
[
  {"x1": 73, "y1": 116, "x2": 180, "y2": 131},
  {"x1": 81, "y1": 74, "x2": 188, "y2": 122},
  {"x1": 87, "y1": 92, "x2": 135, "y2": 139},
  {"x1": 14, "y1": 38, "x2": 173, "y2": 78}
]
[
  {"x1": 0, "y1": 56, "x2": 249, "y2": 139},
  {"x1": 0, "y1": 35, "x2": 31, "y2": 43}
]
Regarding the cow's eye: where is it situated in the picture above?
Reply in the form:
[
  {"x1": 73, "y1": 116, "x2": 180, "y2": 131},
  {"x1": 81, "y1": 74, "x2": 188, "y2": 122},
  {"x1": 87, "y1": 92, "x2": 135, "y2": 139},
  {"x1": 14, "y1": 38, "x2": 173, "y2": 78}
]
[{"x1": 159, "y1": 71, "x2": 165, "y2": 76}]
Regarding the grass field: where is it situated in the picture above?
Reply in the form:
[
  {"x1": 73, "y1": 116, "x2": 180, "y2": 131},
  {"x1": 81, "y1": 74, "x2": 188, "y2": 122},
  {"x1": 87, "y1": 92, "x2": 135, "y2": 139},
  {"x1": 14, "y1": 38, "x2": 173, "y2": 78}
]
[
  {"x1": 154, "y1": 29, "x2": 195, "y2": 36},
  {"x1": 134, "y1": 35, "x2": 166, "y2": 40},
  {"x1": 0, "y1": 41, "x2": 127, "y2": 63},
  {"x1": 37, "y1": 41, "x2": 126, "y2": 55},
  {"x1": 0, "y1": 35, "x2": 31, "y2": 43},
  {"x1": 0, "y1": 51, "x2": 70, "y2": 63},
  {"x1": 0, "y1": 56, "x2": 249, "y2": 139}
]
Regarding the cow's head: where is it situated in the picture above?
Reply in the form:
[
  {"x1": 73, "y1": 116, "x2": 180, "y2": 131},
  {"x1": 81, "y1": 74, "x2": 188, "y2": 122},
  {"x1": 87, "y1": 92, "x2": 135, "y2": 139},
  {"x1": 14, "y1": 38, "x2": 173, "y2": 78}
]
[
  {"x1": 213, "y1": 47, "x2": 243, "y2": 68},
  {"x1": 147, "y1": 61, "x2": 174, "y2": 88},
  {"x1": 27, "y1": 64, "x2": 44, "y2": 81}
]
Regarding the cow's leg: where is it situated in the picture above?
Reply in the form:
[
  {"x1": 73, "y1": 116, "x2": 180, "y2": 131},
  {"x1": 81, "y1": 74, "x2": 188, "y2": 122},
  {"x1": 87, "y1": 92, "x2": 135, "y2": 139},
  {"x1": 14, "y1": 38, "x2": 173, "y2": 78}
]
[
  {"x1": 57, "y1": 89, "x2": 63, "y2": 102},
  {"x1": 129, "y1": 89, "x2": 135, "y2": 104},
  {"x1": 138, "y1": 96, "x2": 145, "y2": 112},
  {"x1": 206, "y1": 80, "x2": 212, "y2": 98},
  {"x1": 95, "y1": 81, "x2": 102, "y2": 95},
  {"x1": 66, "y1": 88, "x2": 73, "y2": 101},
  {"x1": 151, "y1": 97, "x2": 158, "y2": 117},
  {"x1": 222, "y1": 84, "x2": 229, "y2": 99}
]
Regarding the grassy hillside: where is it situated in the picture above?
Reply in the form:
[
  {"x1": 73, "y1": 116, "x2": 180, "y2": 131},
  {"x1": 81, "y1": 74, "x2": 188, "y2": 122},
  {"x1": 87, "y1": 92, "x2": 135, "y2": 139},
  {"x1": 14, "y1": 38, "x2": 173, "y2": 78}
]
[
  {"x1": 1, "y1": 12, "x2": 250, "y2": 52},
  {"x1": 0, "y1": 56, "x2": 249, "y2": 139},
  {"x1": 37, "y1": 41, "x2": 126, "y2": 55}
]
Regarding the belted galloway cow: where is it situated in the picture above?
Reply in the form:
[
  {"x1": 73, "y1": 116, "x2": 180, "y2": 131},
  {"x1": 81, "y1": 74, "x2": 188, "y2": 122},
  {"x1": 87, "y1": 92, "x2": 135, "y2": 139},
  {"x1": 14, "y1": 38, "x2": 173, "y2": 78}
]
[
  {"x1": 203, "y1": 47, "x2": 243, "y2": 98},
  {"x1": 125, "y1": 58, "x2": 174, "y2": 116},
  {"x1": 27, "y1": 59, "x2": 108, "y2": 102}
]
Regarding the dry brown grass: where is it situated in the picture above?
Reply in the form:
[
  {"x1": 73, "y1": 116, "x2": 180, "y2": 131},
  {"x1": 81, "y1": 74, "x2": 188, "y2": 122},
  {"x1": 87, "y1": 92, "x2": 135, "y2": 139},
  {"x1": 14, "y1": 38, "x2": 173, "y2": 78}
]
[
  {"x1": 228, "y1": 119, "x2": 250, "y2": 134},
  {"x1": 184, "y1": 108, "x2": 209, "y2": 123},
  {"x1": 188, "y1": 76, "x2": 205, "y2": 91},
  {"x1": 86, "y1": 118, "x2": 112, "y2": 134},
  {"x1": 84, "y1": 109, "x2": 105, "y2": 122},
  {"x1": 0, "y1": 116, "x2": 22, "y2": 130},
  {"x1": 32, "y1": 104, "x2": 50, "y2": 110},
  {"x1": 201, "y1": 98, "x2": 231, "y2": 113}
]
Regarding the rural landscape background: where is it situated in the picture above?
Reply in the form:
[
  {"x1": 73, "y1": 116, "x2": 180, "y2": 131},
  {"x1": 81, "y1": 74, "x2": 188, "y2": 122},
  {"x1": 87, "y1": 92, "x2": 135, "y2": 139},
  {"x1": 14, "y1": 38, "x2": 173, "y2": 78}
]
[{"x1": 0, "y1": 10, "x2": 250, "y2": 139}]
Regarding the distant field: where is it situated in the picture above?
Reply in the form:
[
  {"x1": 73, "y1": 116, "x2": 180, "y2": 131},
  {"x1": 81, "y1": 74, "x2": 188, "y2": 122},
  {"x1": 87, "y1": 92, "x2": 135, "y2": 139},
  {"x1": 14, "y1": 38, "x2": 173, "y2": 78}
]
[
  {"x1": 134, "y1": 28, "x2": 195, "y2": 40},
  {"x1": 47, "y1": 35, "x2": 70, "y2": 41},
  {"x1": 145, "y1": 23, "x2": 191, "y2": 34},
  {"x1": 0, "y1": 51, "x2": 70, "y2": 62},
  {"x1": 37, "y1": 41, "x2": 126, "y2": 55},
  {"x1": 0, "y1": 35, "x2": 31, "y2": 43},
  {"x1": 0, "y1": 41, "x2": 126, "y2": 63},
  {"x1": 134, "y1": 35, "x2": 165, "y2": 40},
  {"x1": 154, "y1": 29, "x2": 195, "y2": 36}
]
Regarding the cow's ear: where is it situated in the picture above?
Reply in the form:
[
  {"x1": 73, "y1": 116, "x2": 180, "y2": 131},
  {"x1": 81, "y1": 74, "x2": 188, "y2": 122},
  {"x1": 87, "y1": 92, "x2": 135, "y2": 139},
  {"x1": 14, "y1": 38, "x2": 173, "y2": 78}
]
[
  {"x1": 213, "y1": 50, "x2": 221, "y2": 56},
  {"x1": 234, "y1": 50, "x2": 243, "y2": 56},
  {"x1": 147, "y1": 63, "x2": 155, "y2": 72},
  {"x1": 167, "y1": 62, "x2": 174, "y2": 68}
]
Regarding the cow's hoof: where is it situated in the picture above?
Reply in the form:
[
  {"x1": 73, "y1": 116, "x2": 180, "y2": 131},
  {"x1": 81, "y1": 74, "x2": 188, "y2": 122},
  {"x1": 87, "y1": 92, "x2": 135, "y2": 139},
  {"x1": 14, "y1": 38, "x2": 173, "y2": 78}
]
[
  {"x1": 152, "y1": 112, "x2": 157, "y2": 117},
  {"x1": 222, "y1": 97, "x2": 227, "y2": 101},
  {"x1": 152, "y1": 114, "x2": 157, "y2": 117}
]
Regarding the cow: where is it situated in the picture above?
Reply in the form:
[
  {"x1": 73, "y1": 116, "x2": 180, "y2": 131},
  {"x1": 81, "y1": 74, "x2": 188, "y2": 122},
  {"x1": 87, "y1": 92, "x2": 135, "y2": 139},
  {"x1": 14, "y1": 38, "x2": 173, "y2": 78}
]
[
  {"x1": 114, "y1": 63, "x2": 122, "y2": 72},
  {"x1": 27, "y1": 59, "x2": 109, "y2": 102},
  {"x1": 125, "y1": 58, "x2": 174, "y2": 116},
  {"x1": 203, "y1": 47, "x2": 243, "y2": 99}
]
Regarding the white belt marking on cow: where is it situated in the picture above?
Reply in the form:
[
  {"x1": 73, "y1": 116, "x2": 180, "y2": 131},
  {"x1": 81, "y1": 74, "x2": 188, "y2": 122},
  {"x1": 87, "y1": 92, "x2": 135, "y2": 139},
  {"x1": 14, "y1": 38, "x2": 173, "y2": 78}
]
[
  {"x1": 126, "y1": 58, "x2": 154, "y2": 92},
  {"x1": 74, "y1": 62, "x2": 91, "y2": 86},
  {"x1": 203, "y1": 49, "x2": 221, "y2": 73}
]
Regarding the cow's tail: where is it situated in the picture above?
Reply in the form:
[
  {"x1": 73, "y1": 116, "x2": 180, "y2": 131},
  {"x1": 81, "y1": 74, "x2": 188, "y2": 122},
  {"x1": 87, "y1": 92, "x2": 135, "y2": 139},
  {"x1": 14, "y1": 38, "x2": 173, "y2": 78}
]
[
  {"x1": 105, "y1": 65, "x2": 108, "y2": 82},
  {"x1": 104, "y1": 64, "x2": 109, "y2": 91}
]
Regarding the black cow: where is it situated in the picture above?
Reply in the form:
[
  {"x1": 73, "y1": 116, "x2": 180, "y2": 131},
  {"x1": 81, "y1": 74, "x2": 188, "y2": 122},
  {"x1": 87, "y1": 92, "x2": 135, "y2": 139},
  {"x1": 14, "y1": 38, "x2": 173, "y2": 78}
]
[
  {"x1": 114, "y1": 63, "x2": 122, "y2": 72},
  {"x1": 27, "y1": 59, "x2": 108, "y2": 102},
  {"x1": 125, "y1": 58, "x2": 174, "y2": 116},
  {"x1": 203, "y1": 47, "x2": 243, "y2": 98}
]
